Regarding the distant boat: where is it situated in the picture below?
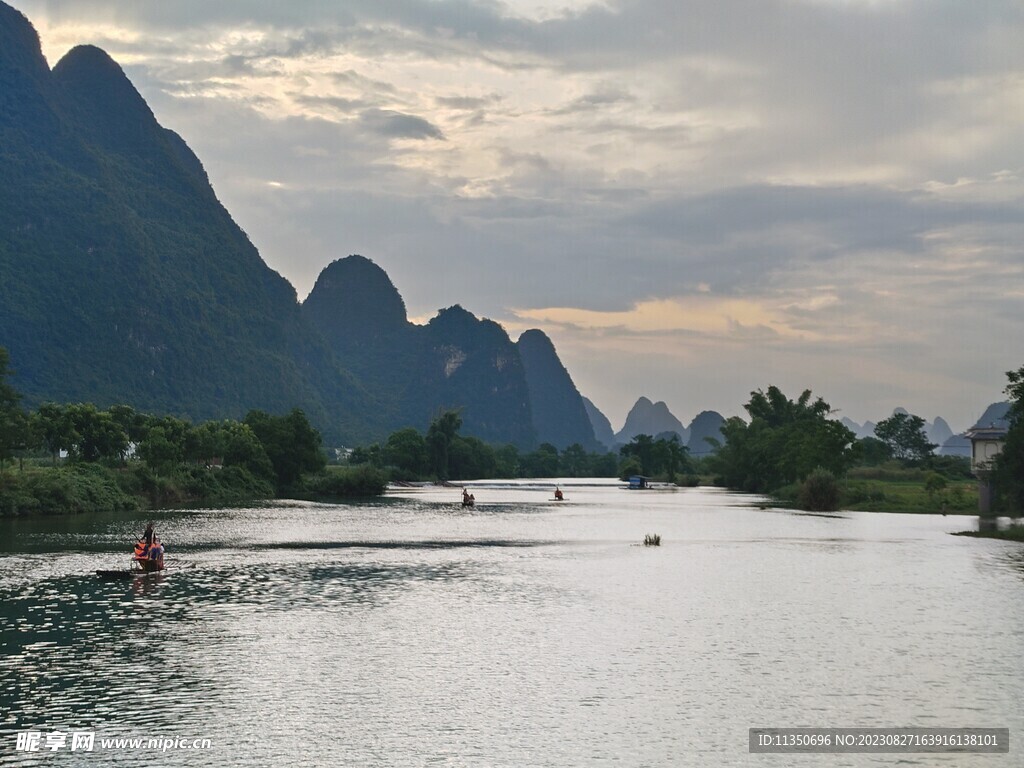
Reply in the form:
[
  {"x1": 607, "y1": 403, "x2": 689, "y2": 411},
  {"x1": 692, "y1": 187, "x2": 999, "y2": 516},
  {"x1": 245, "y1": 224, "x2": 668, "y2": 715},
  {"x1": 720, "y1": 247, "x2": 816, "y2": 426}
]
[{"x1": 627, "y1": 475, "x2": 651, "y2": 490}]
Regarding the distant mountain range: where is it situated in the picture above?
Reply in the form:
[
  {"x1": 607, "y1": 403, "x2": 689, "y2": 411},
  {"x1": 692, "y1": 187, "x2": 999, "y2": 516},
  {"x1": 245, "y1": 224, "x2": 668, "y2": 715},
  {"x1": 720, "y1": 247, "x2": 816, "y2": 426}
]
[
  {"x1": 602, "y1": 396, "x2": 726, "y2": 457},
  {"x1": 842, "y1": 405, "x2": 1010, "y2": 457}
]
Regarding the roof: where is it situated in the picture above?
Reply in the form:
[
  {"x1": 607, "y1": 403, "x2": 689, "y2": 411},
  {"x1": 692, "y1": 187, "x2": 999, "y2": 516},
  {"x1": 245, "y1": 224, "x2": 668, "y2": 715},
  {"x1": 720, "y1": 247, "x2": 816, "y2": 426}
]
[{"x1": 965, "y1": 425, "x2": 1008, "y2": 441}]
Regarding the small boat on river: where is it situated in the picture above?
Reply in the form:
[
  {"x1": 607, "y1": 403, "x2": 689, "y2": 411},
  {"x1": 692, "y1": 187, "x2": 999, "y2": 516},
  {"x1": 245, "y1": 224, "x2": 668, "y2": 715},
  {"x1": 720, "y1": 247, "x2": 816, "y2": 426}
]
[
  {"x1": 96, "y1": 536, "x2": 166, "y2": 579},
  {"x1": 95, "y1": 559, "x2": 165, "y2": 580}
]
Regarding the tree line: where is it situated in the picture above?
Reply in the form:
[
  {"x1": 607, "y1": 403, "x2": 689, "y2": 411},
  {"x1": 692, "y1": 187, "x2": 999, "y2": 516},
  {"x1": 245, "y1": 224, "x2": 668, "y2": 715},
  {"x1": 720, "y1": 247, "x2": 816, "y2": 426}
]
[
  {"x1": 348, "y1": 410, "x2": 622, "y2": 480},
  {"x1": 0, "y1": 348, "x2": 383, "y2": 515}
]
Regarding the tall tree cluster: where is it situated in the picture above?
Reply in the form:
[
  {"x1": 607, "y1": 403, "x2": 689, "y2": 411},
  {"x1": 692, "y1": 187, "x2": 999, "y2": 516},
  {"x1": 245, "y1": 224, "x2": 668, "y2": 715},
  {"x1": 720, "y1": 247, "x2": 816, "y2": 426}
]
[
  {"x1": 709, "y1": 386, "x2": 856, "y2": 492},
  {"x1": 994, "y1": 366, "x2": 1024, "y2": 514}
]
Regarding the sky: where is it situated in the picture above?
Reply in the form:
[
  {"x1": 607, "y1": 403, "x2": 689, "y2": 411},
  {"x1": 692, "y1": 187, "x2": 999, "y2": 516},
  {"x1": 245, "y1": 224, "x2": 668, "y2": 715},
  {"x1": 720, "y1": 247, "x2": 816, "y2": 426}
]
[{"x1": 12, "y1": 0, "x2": 1024, "y2": 432}]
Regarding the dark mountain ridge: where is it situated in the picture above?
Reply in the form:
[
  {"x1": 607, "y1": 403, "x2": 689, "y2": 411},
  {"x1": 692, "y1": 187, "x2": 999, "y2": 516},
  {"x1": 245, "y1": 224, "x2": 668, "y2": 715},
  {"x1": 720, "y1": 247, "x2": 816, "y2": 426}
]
[
  {"x1": 302, "y1": 257, "x2": 542, "y2": 447},
  {"x1": 516, "y1": 329, "x2": 598, "y2": 451}
]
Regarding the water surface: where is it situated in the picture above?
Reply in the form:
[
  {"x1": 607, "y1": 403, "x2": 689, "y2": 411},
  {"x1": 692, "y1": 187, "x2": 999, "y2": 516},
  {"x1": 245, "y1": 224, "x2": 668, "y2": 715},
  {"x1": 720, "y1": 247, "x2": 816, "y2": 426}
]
[{"x1": 1, "y1": 481, "x2": 1021, "y2": 766}]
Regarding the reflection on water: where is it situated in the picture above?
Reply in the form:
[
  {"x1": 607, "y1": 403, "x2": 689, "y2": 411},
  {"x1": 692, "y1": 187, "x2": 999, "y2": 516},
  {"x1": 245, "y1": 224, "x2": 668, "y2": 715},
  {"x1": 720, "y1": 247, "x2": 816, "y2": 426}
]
[{"x1": 1, "y1": 482, "x2": 1022, "y2": 766}]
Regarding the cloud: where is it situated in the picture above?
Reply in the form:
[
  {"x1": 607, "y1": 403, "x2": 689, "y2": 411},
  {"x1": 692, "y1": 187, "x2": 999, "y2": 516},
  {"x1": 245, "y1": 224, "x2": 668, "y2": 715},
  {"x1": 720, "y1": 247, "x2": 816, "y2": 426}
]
[{"x1": 357, "y1": 108, "x2": 445, "y2": 140}]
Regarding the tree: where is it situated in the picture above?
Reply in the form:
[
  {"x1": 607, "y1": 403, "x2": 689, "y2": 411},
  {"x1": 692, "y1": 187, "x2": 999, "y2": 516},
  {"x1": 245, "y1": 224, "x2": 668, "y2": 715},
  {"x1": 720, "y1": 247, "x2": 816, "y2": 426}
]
[
  {"x1": 426, "y1": 410, "x2": 462, "y2": 481},
  {"x1": 32, "y1": 403, "x2": 79, "y2": 466},
  {"x1": 109, "y1": 405, "x2": 149, "y2": 444},
  {"x1": 383, "y1": 428, "x2": 429, "y2": 477},
  {"x1": 620, "y1": 434, "x2": 656, "y2": 475},
  {"x1": 560, "y1": 443, "x2": 589, "y2": 477},
  {"x1": 244, "y1": 409, "x2": 325, "y2": 489},
  {"x1": 708, "y1": 386, "x2": 856, "y2": 492},
  {"x1": 993, "y1": 366, "x2": 1024, "y2": 515},
  {"x1": 856, "y1": 436, "x2": 892, "y2": 466},
  {"x1": 448, "y1": 435, "x2": 497, "y2": 479},
  {"x1": 0, "y1": 348, "x2": 32, "y2": 469},
  {"x1": 874, "y1": 412, "x2": 936, "y2": 464},
  {"x1": 67, "y1": 404, "x2": 129, "y2": 463},
  {"x1": 137, "y1": 426, "x2": 181, "y2": 475},
  {"x1": 494, "y1": 444, "x2": 520, "y2": 478},
  {"x1": 620, "y1": 433, "x2": 692, "y2": 479}
]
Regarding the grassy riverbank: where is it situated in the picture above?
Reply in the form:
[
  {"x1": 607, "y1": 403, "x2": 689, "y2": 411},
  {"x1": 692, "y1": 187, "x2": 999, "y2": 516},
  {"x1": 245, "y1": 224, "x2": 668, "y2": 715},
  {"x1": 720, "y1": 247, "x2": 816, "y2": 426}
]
[
  {"x1": 0, "y1": 462, "x2": 386, "y2": 516},
  {"x1": 770, "y1": 467, "x2": 978, "y2": 514}
]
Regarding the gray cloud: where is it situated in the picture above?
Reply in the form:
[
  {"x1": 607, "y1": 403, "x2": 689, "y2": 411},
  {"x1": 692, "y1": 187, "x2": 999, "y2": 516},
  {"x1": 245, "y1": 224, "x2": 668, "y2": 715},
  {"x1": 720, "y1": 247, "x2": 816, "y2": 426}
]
[{"x1": 357, "y1": 109, "x2": 445, "y2": 140}]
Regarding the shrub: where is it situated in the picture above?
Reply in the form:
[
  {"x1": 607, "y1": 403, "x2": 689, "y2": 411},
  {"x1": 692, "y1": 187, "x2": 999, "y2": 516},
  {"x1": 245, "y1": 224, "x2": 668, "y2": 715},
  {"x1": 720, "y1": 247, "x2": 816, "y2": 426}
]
[
  {"x1": 798, "y1": 467, "x2": 840, "y2": 512},
  {"x1": 300, "y1": 465, "x2": 387, "y2": 498}
]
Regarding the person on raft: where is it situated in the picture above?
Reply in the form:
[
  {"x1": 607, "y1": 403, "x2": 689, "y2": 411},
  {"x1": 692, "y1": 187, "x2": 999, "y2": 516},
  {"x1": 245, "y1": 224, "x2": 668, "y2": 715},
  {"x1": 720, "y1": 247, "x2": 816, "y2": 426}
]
[
  {"x1": 134, "y1": 522, "x2": 155, "y2": 559},
  {"x1": 554, "y1": 487, "x2": 564, "y2": 501},
  {"x1": 148, "y1": 536, "x2": 165, "y2": 566}
]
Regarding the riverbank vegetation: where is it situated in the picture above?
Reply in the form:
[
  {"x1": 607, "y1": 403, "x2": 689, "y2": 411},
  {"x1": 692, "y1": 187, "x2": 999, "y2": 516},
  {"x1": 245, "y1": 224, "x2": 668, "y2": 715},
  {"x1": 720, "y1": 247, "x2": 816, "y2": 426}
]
[
  {"x1": 991, "y1": 365, "x2": 1024, "y2": 516},
  {"x1": 0, "y1": 348, "x2": 384, "y2": 516},
  {"x1": 704, "y1": 385, "x2": 984, "y2": 513},
  {"x1": 347, "y1": 410, "x2": 620, "y2": 481}
]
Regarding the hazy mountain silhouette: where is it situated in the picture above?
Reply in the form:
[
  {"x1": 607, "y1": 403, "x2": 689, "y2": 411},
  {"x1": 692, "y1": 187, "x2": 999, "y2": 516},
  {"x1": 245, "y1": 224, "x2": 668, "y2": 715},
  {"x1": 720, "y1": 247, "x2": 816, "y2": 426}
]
[
  {"x1": 615, "y1": 397, "x2": 688, "y2": 443},
  {"x1": 516, "y1": 330, "x2": 598, "y2": 450},
  {"x1": 583, "y1": 397, "x2": 617, "y2": 451}
]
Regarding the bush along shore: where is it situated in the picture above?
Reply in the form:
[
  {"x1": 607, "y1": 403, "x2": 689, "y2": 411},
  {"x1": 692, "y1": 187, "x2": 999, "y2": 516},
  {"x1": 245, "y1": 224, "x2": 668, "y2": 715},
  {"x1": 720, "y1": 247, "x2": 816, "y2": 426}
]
[
  {"x1": 0, "y1": 380, "x2": 387, "y2": 515},
  {"x1": 0, "y1": 456, "x2": 388, "y2": 518}
]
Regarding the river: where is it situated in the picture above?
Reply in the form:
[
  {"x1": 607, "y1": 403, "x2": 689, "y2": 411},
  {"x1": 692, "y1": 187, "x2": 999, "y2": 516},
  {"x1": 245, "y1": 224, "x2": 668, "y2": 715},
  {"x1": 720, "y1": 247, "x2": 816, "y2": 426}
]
[{"x1": 1, "y1": 480, "x2": 1021, "y2": 766}]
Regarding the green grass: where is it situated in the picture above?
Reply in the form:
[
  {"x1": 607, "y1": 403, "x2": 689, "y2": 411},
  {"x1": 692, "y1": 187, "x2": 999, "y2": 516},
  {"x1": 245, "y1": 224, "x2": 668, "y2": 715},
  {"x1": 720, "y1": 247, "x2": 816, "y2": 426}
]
[
  {"x1": 838, "y1": 477, "x2": 977, "y2": 514},
  {"x1": 771, "y1": 468, "x2": 979, "y2": 514},
  {"x1": 0, "y1": 464, "x2": 140, "y2": 516},
  {"x1": 0, "y1": 461, "x2": 276, "y2": 516}
]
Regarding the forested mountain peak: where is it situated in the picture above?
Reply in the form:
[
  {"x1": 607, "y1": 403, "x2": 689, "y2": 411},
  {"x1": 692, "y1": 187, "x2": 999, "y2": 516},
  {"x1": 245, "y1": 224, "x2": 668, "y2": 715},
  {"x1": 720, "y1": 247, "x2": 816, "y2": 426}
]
[
  {"x1": 516, "y1": 329, "x2": 598, "y2": 450},
  {"x1": 52, "y1": 45, "x2": 160, "y2": 155},
  {"x1": 0, "y1": 1, "x2": 45, "y2": 76},
  {"x1": 304, "y1": 255, "x2": 409, "y2": 341}
]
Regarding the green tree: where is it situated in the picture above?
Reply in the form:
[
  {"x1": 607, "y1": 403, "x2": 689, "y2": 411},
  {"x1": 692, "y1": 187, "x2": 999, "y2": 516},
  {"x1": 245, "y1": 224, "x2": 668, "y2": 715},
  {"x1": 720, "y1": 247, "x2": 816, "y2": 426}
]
[
  {"x1": 245, "y1": 409, "x2": 326, "y2": 489},
  {"x1": 993, "y1": 366, "x2": 1024, "y2": 514},
  {"x1": 426, "y1": 410, "x2": 462, "y2": 481},
  {"x1": 32, "y1": 403, "x2": 79, "y2": 467},
  {"x1": 709, "y1": 386, "x2": 856, "y2": 492},
  {"x1": 108, "y1": 405, "x2": 149, "y2": 444},
  {"x1": 67, "y1": 404, "x2": 129, "y2": 463},
  {"x1": 620, "y1": 434, "x2": 656, "y2": 475},
  {"x1": 560, "y1": 443, "x2": 589, "y2": 477},
  {"x1": 494, "y1": 444, "x2": 520, "y2": 478},
  {"x1": 383, "y1": 428, "x2": 429, "y2": 478},
  {"x1": 856, "y1": 436, "x2": 892, "y2": 466},
  {"x1": 448, "y1": 435, "x2": 497, "y2": 479},
  {"x1": 797, "y1": 467, "x2": 840, "y2": 511},
  {"x1": 591, "y1": 451, "x2": 619, "y2": 478},
  {"x1": 520, "y1": 443, "x2": 560, "y2": 477},
  {"x1": 874, "y1": 412, "x2": 936, "y2": 464},
  {"x1": 137, "y1": 426, "x2": 182, "y2": 475},
  {"x1": 0, "y1": 349, "x2": 32, "y2": 469}
]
